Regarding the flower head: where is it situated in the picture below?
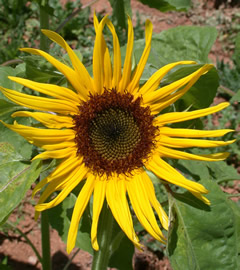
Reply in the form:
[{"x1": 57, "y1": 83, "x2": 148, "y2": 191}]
[{"x1": 0, "y1": 15, "x2": 234, "y2": 253}]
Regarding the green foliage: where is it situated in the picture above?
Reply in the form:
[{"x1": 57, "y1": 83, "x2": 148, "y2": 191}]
[
  {"x1": 0, "y1": 104, "x2": 41, "y2": 226},
  {"x1": 108, "y1": 233, "x2": 134, "y2": 270},
  {"x1": 217, "y1": 33, "x2": 240, "y2": 94},
  {"x1": 149, "y1": 26, "x2": 218, "y2": 66},
  {"x1": 134, "y1": 26, "x2": 218, "y2": 89},
  {"x1": 48, "y1": 191, "x2": 93, "y2": 254},
  {"x1": 168, "y1": 178, "x2": 240, "y2": 270},
  {"x1": 137, "y1": 0, "x2": 191, "y2": 12},
  {"x1": 0, "y1": 148, "x2": 41, "y2": 225},
  {"x1": 0, "y1": 257, "x2": 12, "y2": 270},
  {"x1": 0, "y1": 0, "x2": 39, "y2": 63},
  {"x1": 217, "y1": 60, "x2": 240, "y2": 93}
]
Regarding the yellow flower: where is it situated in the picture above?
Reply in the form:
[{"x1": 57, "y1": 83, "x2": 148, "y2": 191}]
[{"x1": 0, "y1": 15, "x2": 234, "y2": 253}]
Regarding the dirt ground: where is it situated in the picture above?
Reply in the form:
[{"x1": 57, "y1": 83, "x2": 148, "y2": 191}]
[{"x1": 1, "y1": 0, "x2": 239, "y2": 269}]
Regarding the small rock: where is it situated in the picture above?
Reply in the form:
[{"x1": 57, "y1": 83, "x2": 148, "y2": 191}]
[{"x1": 28, "y1": 255, "x2": 38, "y2": 265}]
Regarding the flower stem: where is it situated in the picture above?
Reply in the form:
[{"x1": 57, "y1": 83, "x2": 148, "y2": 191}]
[
  {"x1": 91, "y1": 202, "x2": 114, "y2": 270},
  {"x1": 41, "y1": 211, "x2": 52, "y2": 270},
  {"x1": 39, "y1": 1, "x2": 50, "y2": 52},
  {"x1": 7, "y1": 221, "x2": 42, "y2": 264}
]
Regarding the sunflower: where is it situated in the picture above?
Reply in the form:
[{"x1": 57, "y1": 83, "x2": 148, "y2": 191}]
[{"x1": 0, "y1": 15, "x2": 234, "y2": 253}]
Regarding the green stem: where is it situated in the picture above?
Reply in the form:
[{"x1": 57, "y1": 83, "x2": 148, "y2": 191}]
[
  {"x1": 63, "y1": 248, "x2": 80, "y2": 270},
  {"x1": 7, "y1": 221, "x2": 42, "y2": 264},
  {"x1": 227, "y1": 193, "x2": 240, "y2": 198},
  {"x1": 91, "y1": 202, "x2": 114, "y2": 270},
  {"x1": 39, "y1": 1, "x2": 50, "y2": 52},
  {"x1": 219, "y1": 85, "x2": 235, "y2": 97},
  {"x1": 41, "y1": 211, "x2": 52, "y2": 270}
]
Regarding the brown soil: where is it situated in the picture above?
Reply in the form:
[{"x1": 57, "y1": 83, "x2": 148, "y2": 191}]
[{"x1": 1, "y1": 0, "x2": 239, "y2": 270}]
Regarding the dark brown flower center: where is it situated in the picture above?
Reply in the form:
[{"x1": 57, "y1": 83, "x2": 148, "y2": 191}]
[{"x1": 73, "y1": 89, "x2": 157, "y2": 176}]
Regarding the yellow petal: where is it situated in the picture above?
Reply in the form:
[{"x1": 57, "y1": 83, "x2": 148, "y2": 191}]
[
  {"x1": 42, "y1": 29, "x2": 94, "y2": 94},
  {"x1": 91, "y1": 177, "x2": 107, "y2": 250},
  {"x1": 12, "y1": 111, "x2": 74, "y2": 129},
  {"x1": 41, "y1": 141, "x2": 75, "y2": 151},
  {"x1": 156, "y1": 102, "x2": 230, "y2": 126},
  {"x1": 67, "y1": 174, "x2": 95, "y2": 253},
  {"x1": 34, "y1": 160, "x2": 86, "y2": 219},
  {"x1": 159, "y1": 135, "x2": 235, "y2": 148},
  {"x1": 159, "y1": 127, "x2": 234, "y2": 138},
  {"x1": 93, "y1": 12, "x2": 99, "y2": 31},
  {"x1": 140, "y1": 61, "x2": 196, "y2": 97},
  {"x1": 93, "y1": 15, "x2": 109, "y2": 94},
  {"x1": 127, "y1": 20, "x2": 153, "y2": 93},
  {"x1": 32, "y1": 155, "x2": 82, "y2": 196},
  {"x1": 1, "y1": 121, "x2": 75, "y2": 147},
  {"x1": 142, "y1": 171, "x2": 168, "y2": 230},
  {"x1": 103, "y1": 42, "x2": 113, "y2": 90},
  {"x1": 106, "y1": 176, "x2": 142, "y2": 249},
  {"x1": 147, "y1": 155, "x2": 208, "y2": 194},
  {"x1": 106, "y1": 19, "x2": 122, "y2": 89},
  {"x1": 94, "y1": 14, "x2": 112, "y2": 90},
  {"x1": 157, "y1": 145, "x2": 230, "y2": 161},
  {"x1": 35, "y1": 163, "x2": 88, "y2": 212},
  {"x1": 20, "y1": 48, "x2": 88, "y2": 100},
  {"x1": 8, "y1": 76, "x2": 81, "y2": 104},
  {"x1": 149, "y1": 85, "x2": 189, "y2": 114},
  {"x1": 32, "y1": 146, "x2": 76, "y2": 160},
  {"x1": 119, "y1": 16, "x2": 134, "y2": 93},
  {"x1": 143, "y1": 64, "x2": 212, "y2": 104},
  {"x1": 126, "y1": 173, "x2": 166, "y2": 242},
  {"x1": 0, "y1": 87, "x2": 78, "y2": 115}
]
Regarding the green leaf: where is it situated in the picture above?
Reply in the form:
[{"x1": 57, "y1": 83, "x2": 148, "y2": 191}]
[
  {"x1": 136, "y1": 0, "x2": 191, "y2": 12},
  {"x1": 0, "y1": 157, "x2": 42, "y2": 225},
  {"x1": 177, "y1": 158, "x2": 240, "y2": 183},
  {"x1": 109, "y1": 231, "x2": 134, "y2": 270},
  {"x1": 152, "y1": 26, "x2": 217, "y2": 65},
  {"x1": 0, "y1": 108, "x2": 39, "y2": 225},
  {"x1": 0, "y1": 99, "x2": 23, "y2": 120},
  {"x1": 0, "y1": 66, "x2": 24, "y2": 95},
  {"x1": 23, "y1": 55, "x2": 63, "y2": 83},
  {"x1": 168, "y1": 178, "x2": 240, "y2": 270},
  {"x1": 134, "y1": 26, "x2": 218, "y2": 76},
  {"x1": 48, "y1": 192, "x2": 93, "y2": 254},
  {"x1": 0, "y1": 121, "x2": 33, "y2": 160}
]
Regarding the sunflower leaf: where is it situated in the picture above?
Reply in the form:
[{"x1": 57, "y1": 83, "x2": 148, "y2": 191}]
[
  {"x1": 48, "y1": 192, "x2": 93, "y2": 254},
  {"x1": 177, "y1": 158, "x2": 240, "y2": 183},
  {"x1": 0, "y1": 99, "x2": 23, "y2": 120},
  {"x1": 0, "y1": 66, "x2": 24, "y2": 92},
  {"x1": 167, "y1": 178, "x2": 240, "y2": 270},
  {"x1": 108, "y1": 231, "x2": 134, "y2": 270},
  {"x1": 134, "y1": 26, "x2": 218, "y2": 78},
  {"x1": 0, "y1": 158, "x2": 42, "y2": 225}
]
